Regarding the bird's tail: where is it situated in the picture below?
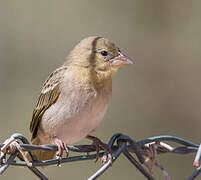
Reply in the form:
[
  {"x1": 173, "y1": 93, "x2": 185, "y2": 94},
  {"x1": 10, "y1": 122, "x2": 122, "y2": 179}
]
[{"x1": 26, "y1": 136, "x2": 55, "y2": 161}]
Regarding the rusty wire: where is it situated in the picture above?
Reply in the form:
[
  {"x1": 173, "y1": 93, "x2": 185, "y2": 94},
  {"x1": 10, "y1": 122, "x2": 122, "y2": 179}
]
[{"x1": 0, "y1": 133, "x2": 200, "y2": 180}]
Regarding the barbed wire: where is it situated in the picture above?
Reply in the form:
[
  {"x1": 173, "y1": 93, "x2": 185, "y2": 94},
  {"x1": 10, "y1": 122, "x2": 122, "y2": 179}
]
[{"x1": 0, "y1": 133, "x2": 201, "y2": 180}]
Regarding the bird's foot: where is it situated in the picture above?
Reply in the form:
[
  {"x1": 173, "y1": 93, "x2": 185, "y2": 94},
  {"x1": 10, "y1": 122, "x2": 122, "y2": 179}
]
[
  {"x1": 54, "y1": 139, "x2": 69, "y2": 166},
  {"x1": 87, "y1": 135, "x2": 112, "y2": 163}
]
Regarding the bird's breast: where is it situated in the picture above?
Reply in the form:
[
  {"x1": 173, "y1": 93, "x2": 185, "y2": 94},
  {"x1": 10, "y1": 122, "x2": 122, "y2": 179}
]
[{"x1": 38, "y1": 83, "x2": 112, "y2": 145}]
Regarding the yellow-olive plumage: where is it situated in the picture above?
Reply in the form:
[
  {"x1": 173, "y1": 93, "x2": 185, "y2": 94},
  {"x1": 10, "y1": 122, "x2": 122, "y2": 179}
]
[{"x1": 29, "y1": 36, "x2": 133, "y2": 161}]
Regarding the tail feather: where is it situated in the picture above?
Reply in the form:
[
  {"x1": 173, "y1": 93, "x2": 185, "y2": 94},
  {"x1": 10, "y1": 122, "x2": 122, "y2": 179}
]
[{"x1": 26, "y1": 137, "x2": 55, "y2": 161}]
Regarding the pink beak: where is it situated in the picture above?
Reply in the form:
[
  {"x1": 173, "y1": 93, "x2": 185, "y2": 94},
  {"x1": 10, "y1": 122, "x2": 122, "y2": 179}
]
[{"x1": 110, "y1": 52, "x2": 134, "y2": 67}]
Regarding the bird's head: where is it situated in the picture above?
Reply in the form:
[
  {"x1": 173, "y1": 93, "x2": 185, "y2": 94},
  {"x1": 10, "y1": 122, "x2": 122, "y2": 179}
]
[{"x1": 66, "y1": 36, "x2": 134, "y2": 86}]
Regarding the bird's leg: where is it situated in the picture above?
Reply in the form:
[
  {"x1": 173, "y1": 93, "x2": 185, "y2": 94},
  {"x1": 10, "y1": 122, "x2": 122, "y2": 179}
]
[
  {"x1": 53, "y1": 138, "x2": 69, "y2": 166},
  {"x1": 87, "y1": 135, "x2": 112, "y2": 163}
]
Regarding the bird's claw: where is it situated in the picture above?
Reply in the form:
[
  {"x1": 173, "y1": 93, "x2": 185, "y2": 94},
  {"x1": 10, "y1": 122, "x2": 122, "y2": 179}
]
[
  {"x1": 54, "y1": 139, "x2": 69, "y2": 166},
  {"x1": 88, "y1": 136, "x2": 112, "y2": 163}
]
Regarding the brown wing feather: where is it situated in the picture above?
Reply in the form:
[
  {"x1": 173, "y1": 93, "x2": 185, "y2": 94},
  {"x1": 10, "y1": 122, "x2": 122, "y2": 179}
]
[{"x1": 30, "y1": 66, "x2": 67, "y2": 140}]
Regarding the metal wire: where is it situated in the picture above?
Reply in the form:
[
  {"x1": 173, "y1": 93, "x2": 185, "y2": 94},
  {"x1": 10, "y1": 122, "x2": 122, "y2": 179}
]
[{"x1": 0, "y1": 133, "x2": 200, "y2": 180}]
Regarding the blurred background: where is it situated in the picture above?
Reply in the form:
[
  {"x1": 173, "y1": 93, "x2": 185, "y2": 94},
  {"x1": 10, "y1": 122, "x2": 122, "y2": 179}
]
[{"x1": 0, "y1": 0, "x2": 201, "y2": 179}]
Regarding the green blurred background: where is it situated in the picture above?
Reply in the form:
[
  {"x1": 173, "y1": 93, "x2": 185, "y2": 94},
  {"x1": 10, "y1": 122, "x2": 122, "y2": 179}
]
[{"x1": 0, "y1": 0, "x2": 201, "y2": 179}]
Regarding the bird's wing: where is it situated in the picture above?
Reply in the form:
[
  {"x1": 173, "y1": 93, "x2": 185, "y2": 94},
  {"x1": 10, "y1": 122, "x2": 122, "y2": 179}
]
[{"x1": 30, "y1": 66, "x2": 68, "y2": 140}]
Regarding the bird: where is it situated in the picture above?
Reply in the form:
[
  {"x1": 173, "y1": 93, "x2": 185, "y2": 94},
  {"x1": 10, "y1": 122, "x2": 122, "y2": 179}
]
[{"x1": 28, "y1": 36, "x2": 133, "y2": 163}]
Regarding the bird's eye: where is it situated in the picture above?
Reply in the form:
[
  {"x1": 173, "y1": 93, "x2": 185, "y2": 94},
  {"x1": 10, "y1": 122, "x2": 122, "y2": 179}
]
[{"x1": 100, "y1": 50, "x2": 108, "y2": 56}]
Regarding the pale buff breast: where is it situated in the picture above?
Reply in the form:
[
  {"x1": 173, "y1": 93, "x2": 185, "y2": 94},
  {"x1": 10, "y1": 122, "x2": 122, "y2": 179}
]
[{"x1": 37, "y1": 80, "x2": 112, "y2": 145}]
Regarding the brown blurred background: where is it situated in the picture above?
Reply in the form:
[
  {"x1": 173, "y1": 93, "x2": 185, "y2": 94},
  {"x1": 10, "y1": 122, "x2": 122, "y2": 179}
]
[{"x1": 0, "y1": 0, "x2": 201, "y2": 179}]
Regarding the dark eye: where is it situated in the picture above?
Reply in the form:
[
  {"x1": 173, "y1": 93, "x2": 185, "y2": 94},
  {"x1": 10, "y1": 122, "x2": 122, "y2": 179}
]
[{"x1": 100, "y1": 50, "x2": 108, "y2": 56}]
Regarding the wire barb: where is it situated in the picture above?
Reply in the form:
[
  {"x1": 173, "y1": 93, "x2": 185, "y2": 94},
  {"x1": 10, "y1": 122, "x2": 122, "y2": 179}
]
[
  {"x1": 194, "y1": 144, "x2": 201, "y2": 167},
  {"x1": 0, "y1": 133, "x2": 200, "y2": 180}
]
